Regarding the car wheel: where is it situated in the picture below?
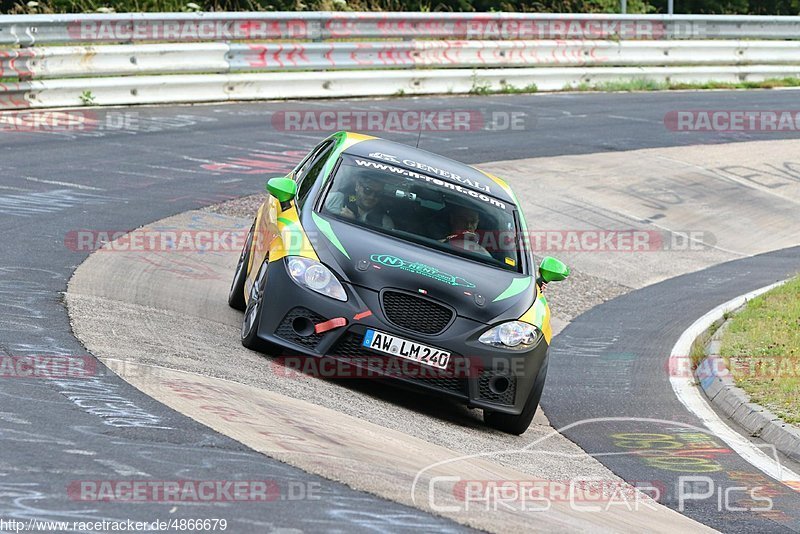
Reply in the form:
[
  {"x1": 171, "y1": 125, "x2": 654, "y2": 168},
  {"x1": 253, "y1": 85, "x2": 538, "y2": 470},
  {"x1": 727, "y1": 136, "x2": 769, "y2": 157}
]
[
  {"x1": 228, "y1": 222, "x2": 254, "y2": 311},
  {"x1": 484, "y1": 355, "x2": 549, "y2": 435},
  {"x1": 241, "y1": 257, "x2": 269, "y2": 350}
]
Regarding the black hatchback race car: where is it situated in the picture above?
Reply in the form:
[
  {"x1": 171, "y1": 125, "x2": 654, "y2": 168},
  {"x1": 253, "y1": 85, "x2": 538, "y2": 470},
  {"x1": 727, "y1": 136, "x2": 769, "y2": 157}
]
[{"x1": 229, "y1": 131, "x2": 569, "y2": 434}]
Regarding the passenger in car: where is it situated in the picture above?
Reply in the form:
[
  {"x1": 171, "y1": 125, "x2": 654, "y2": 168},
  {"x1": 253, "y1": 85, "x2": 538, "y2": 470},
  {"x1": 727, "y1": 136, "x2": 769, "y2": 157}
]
[{"x1": 443, "y1": 205, "x2": 491, "y2": 257}]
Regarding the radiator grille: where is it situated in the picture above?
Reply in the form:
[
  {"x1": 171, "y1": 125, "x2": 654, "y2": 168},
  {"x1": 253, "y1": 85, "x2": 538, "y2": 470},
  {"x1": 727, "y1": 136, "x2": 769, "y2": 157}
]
[{"x1": 381, "y1": 291, "x2": 454, "y2": 335}]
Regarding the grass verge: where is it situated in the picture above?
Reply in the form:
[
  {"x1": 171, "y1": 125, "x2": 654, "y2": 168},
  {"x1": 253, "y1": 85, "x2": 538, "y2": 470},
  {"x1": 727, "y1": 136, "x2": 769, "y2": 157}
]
[
  {"x1": 464, "y1": 76, "x2": 800, "y2": 97},
  {"x1": 568, "y1": 77, "x2": 800, "y2": 92},
  {"x1": 719, "y1": 276, "x2": 800, "y2": 424}
]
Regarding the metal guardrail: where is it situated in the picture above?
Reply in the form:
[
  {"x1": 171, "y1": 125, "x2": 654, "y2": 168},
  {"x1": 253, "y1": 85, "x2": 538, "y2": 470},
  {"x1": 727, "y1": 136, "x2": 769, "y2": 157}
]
[
  {"x1": 7, "y1": 65, "x2": 800, "y2": 111},
  {"x1": 3, "y1": 40, "x2": 800, "y2": 79},
  {"x1": 1, "y1": 12, "x2": 800, "y2": 110}
]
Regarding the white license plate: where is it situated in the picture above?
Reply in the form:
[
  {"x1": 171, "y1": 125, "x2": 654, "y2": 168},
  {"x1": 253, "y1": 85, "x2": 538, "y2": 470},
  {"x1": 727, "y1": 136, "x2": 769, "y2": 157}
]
[{"x1": 362, "y1": 329, "x2": 451, "y2": 370}]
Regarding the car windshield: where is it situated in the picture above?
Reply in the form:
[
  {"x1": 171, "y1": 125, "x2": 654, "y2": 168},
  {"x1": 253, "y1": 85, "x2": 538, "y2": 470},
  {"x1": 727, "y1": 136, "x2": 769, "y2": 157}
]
[{"x1": 320, "y1": 155, "x2": 522, "y2": 272}]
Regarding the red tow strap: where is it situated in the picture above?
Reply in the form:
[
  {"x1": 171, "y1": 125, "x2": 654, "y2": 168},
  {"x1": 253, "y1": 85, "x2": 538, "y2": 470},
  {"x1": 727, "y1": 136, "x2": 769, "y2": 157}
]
[{"x1": 314, "y1": 317, "x2": 347, "y2": 334}]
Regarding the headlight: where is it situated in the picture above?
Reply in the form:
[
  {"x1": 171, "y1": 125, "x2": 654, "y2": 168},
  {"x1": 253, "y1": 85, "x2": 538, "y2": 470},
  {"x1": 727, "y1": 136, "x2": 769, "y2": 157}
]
[
  {"x1": 479, "y1": 321, "x2": 540, "y2": 350},
  {"x1": 285, "y1": 257, "x2": 347, "y2": 301}
]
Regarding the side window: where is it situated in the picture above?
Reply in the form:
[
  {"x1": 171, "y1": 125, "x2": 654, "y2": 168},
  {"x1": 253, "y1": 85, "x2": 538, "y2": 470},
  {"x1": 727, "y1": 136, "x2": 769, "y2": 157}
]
[
  {"x1": 294, "y1": 140, "x2": 331, "y2": 182},
  {"x1": 296, "y1": 141, "x2": 335, "y2": 207}
]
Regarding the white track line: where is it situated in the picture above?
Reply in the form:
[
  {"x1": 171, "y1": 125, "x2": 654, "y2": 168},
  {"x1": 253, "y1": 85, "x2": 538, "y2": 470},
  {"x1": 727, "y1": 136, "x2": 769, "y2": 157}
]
[
  {"x1": 25, "y1": 176, "x2": 105, "y2": 191},
  {"x1": 670, "y1": 279, "x2": 800, "y2": 489}
]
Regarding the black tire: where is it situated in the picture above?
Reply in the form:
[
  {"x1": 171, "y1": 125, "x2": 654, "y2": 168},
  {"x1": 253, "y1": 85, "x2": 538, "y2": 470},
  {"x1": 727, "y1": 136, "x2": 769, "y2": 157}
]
[
  {"x1": 484, "y1": 355, "x2": 549, "y2": 435},
  {"x1": 228, "y1": 222, "x2": 254, "y2": 311},
  {"x1": 240, "y1": 258, "x2": 269, "y2": 351}
]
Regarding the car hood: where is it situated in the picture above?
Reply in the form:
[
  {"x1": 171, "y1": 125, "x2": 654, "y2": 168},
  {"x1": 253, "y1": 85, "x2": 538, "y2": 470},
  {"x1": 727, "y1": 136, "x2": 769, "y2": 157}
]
[{"x1": 308, "y1": 213, "x2": 533, "y2": 323}]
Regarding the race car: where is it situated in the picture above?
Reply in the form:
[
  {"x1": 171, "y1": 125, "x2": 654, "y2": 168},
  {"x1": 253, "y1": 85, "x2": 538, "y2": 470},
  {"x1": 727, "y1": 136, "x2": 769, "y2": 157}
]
[{"x1": 228, "y1": 131, "x2": 569, "y2": 434}]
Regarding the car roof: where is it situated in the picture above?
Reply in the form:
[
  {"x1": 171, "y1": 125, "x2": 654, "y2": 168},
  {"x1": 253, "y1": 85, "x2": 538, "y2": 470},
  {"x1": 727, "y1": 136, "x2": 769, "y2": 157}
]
[{"x1": 341, "y1": 135, "x2": 517, "y2": 205}]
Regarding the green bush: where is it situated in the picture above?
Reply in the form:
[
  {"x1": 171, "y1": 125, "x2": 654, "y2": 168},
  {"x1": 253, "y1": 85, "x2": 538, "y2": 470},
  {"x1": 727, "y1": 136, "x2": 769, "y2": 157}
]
[{"x1": 5, "y1": 0, "x2": 798, "y2": 16}]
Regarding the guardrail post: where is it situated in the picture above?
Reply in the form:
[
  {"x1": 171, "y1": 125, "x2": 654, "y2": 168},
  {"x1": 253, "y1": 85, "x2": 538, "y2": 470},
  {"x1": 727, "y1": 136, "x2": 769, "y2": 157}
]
[{"x1": 310, "y1": 18, "x2": 323, "y2": 42}]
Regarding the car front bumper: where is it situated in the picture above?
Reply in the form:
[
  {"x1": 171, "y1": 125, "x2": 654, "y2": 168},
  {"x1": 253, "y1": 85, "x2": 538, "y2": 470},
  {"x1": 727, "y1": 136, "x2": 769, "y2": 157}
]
[{"x1": 255, "y1": 261, "x2": 549, "y2": 415}]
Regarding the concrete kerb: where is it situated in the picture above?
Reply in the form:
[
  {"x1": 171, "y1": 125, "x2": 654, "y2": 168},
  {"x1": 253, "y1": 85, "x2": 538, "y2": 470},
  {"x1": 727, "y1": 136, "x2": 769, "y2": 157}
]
[{"x1": 694, "y1": 295, "x2": 800, "y2": 462}]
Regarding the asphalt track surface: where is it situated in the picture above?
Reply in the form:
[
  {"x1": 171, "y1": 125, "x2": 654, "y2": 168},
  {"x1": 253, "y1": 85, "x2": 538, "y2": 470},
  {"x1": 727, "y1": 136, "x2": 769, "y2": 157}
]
[
  {"x1": 543, "y1": 246, "x2": 800, "y2": 533},
  {"x1": 2, "y1": 90, "x2": 800, "y2": 530}
]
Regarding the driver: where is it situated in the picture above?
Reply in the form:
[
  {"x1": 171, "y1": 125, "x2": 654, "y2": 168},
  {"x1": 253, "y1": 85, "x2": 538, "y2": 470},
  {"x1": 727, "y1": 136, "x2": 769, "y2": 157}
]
[
  {"x1": 443, "y1": 204, "x2": 491, "y2": 257},
  {"x1": 325, "y1": 175, "x2": 395, "y2": 230}
]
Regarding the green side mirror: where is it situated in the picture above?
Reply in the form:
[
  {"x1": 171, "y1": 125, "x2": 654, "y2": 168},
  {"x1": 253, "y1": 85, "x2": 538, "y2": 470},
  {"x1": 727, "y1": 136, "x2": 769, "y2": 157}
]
[
  {"x1": 266, "y1": 177, "x2": 297, "y2": 204},
  {"x1": 539, "y1": 256, "x2": 570, "y2": 283}
]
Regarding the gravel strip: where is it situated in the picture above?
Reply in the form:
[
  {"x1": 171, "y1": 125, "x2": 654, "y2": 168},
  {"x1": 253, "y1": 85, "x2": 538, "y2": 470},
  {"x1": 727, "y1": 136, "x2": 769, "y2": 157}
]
[
  {"x1": 201, "y1": 192, "x2": 268, "y2": 218},
  {"x1": 545, "y1": 269, "x2": 631, "y2": 322}
]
